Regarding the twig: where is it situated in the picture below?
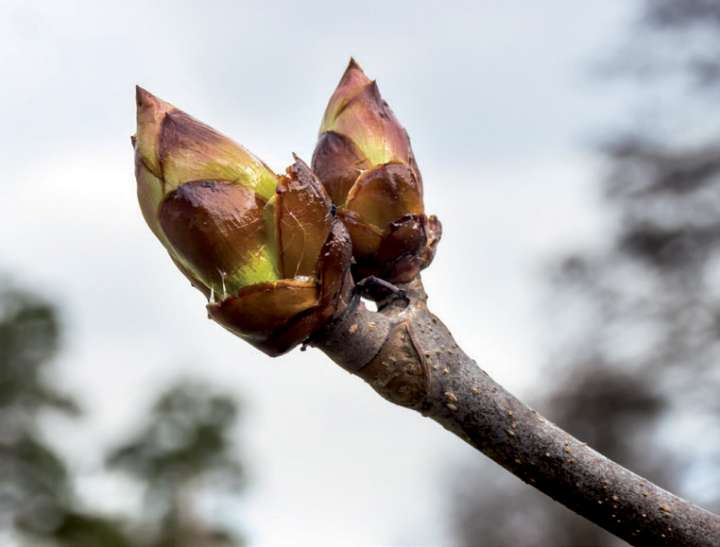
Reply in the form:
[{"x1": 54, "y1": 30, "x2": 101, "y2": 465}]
[{"x1": 312, "y1": 277, "x2": 720, "y2": 547}]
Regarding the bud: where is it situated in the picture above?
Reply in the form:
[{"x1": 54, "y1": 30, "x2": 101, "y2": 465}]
[
  {"x1": 312, "y1": 59, "x2": 441, "y2": 283},
  {"x1": 134, "y1": 88, "x2": 352, "y2": 355}
]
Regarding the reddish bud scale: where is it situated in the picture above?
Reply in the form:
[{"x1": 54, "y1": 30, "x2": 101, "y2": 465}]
[
  {"x1": 312, "y1": 60, "x2": 441, "y2": 284},
  {"x1": 133, "y1": 89, "x2": 352, "y2": 355}
]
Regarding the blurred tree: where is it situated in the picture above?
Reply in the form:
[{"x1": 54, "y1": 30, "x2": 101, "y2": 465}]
[
  {"x1": 107, "y1": 381, "x2": 245, "y2": 547},
  {"x1": 451, "y1": 2, "x2": 720, "y2": 546},
  {"x1": 0, "y1": 284, "x2": 84, "y2": 541},
  {"x1": 0, "y1": 282, "x2": 245, "y2": 546}
]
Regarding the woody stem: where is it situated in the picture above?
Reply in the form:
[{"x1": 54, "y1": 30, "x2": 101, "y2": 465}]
[{"x1": 311, "y1": 277, "x2": 720, "y2": 547}]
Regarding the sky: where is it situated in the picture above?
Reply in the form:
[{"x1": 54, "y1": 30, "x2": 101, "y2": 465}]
[{"x1": 1, "y1": 1, "x2": 637, "y2": 545}]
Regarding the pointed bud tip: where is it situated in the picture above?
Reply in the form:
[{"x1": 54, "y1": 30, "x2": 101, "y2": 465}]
[
  {"x1": 347, "y1": 57, "x2": 365, "y2": 74},
  {"x1": 135, "y1": 85, "x2": 154, "y2": 107},
  {"x1": 321, "y1": 61, "x2": 375, "y2": 133},
  {"x1": 367, "y1": 80, "x2": 383, "y2": 101},
  {"x1": 135, "y1": 86, "x2": 174, "y2": 116},
  {"x1": 337, "y1": 58, "x2": 371, "y2": 90}
]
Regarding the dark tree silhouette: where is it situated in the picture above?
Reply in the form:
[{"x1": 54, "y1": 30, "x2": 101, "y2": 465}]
[
  {"x1": 0, "y1": 283, "x2": 82, "y2": 541},
  {"x1": 107, "y1": 381, "x2": 245, "y2": 547},
  {"x1": 451, "y1": 2, "x2": 720, "y2": 545},
  {"x1": 0, "y1": 280, "x2": 246, "y2": 546}
]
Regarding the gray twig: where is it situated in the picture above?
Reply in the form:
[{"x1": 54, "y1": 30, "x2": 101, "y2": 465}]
[{"x1": 312, "y1": 277, "x2": 720, "y2": 547}]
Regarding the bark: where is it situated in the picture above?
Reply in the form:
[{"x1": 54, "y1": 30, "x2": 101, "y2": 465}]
[{"x1": 311, "y1": 277, "x2": 720, "y2": 547}]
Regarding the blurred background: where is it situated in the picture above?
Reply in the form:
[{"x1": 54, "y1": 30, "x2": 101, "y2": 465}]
[{"x1": 1, "y1": 0, "x2": 718, "y2": 545}]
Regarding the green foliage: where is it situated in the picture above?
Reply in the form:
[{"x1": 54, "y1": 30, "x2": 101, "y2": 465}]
[
  {"x1": 107, "y1": 381, "x2": 245, "y2": 546},
  {"x1": 51, "y1": 512, "x2": 135, "y2": 547},
  {"x1": 0, "y1": 281, "x2": 245, "y2": 546},
  {"x1": 107, "y1": 382, "x2": 243, "y2": 493},
  {"x1": 0, "y1": 286, "x2": 78, "y2": 414},
  {"x1": 0, "y1": 285, "x2": 76, "y2": 540}
]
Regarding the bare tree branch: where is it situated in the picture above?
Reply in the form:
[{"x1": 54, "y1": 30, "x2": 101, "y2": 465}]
[{"x1": 312, "y1": 277, "x2": 720, "y2": 547}]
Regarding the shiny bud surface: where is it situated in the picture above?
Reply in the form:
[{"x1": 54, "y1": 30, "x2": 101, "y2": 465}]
[
  {"x1": 134, "y1": 89, "x2": 351, "y2": 355},
  {"x1": 312, "y1": 60, "x2": 441, "y2": 283}
]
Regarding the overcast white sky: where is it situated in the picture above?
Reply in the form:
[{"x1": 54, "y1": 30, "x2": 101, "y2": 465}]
[{"x1": 1, "y1": 1, "x2": 638, "y2": 545}]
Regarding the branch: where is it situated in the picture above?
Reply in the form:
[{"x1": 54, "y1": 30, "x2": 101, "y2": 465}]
[{"x1": 311, "y1": 277, "x2": 720, "y2": 547}]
